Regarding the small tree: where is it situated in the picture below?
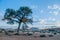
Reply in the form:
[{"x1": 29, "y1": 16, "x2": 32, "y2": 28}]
[{"x1": 3, "y1": 7, "x2": 33, "y2": 35}]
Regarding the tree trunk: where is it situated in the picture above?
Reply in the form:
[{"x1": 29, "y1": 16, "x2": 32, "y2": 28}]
[
  {"x1": 15, "y1": 22, "x2": 21, "y2": 35},
  {"x1": 17, "y1": 22, "x2": 21, "y2": 33}
]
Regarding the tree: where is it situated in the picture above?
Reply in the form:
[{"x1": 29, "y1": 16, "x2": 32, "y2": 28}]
[{"x1": 3, "y1": 7, "x2": 33, "y2": 35}]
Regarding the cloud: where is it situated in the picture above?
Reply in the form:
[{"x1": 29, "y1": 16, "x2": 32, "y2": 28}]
[
  {"x1": 52, "y1": 18, "x2": 56, "y2": 21},
  {"x1": 29, "y1": 19, "x2": 46, "y2": 29},
  {"x1": 48, "y1": 6, "x2": 52, "y2": 9},
  {"x1": 53, "y1": 11, "x2": 59, "y2": 16},
  {"x1": 55, "y1": 21, "x2": 60, "y2": 27},
  {"x1": 30, "y1": 5, "x2": 39, "y2": 9},
  {"x1": 48, "y1": 17, "x2": 56, "y2": 21},
  {"x1": 48, "y1": 4, "x2": 60, "y2": 10},
  {"x1": 39, "y1": 19, "x2": 46, "y2": 24},
  {"x1": 0, "y1": 19, "x2": 18, "y2": 29},
  {"x1": 33, "y1": 18, "x2": 56, "y2": 29},
  {"x1": 49, "y1": 11, "x2": 59, "y2": 16},
  {"x1": 28, "y1": 18, "x2": 60, "y2": 29},
  {"x1": 48, "y1": 4, "x2": 60, "y2": 16}
]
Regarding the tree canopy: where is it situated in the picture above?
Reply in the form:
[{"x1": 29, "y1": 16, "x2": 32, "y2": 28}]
[{"x1": 3, "y1": 6, "x2": 33, "y2": 34}]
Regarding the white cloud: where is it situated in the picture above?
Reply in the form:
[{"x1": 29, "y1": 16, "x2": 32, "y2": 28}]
[
  {"x1": 28, "y1": 19, "x2": 60, "y2": 29},
  {"x1": 30, "y1": 5, "x2": 39, "y2": 9},
  {"x1": 33, "y1": 18, "x2": 56, "y2": 29},
  {"x1": 48, "y1": 6, "x2": 52, "y2": 9},
  {"x1": 55, "y1": 21, "x2": 60, "y2": 28},
  {"x1": 53, "y1": 11, "x2": 59, "y2": 16},
  {"x1": 48, "y1": 4, "x2": 60, "y2": 10},
  {"x1": 48, "y1": 17, "x2": 56, "y2": 21},
  {"x1": 39, "y1": 19, "x2": 45, "y2": 24},
  {"x1": 30, "y1": 19, "x2": 46, "y2": 29},
  {"x1": 48, "y1": 4, "x2": 60, "y2": 16},
  {"x1": 52, "y1": 18, "x2": 56, "y2": 21},
  {"x1": 0, "y1": 20, "x2": 18, "y2": 29},
  {"x1": 49, "y1": 11, "x2": 59, "y2": 16},
  {"x1": 53, "y1": 4, "x2": 59, "y2": 9}
]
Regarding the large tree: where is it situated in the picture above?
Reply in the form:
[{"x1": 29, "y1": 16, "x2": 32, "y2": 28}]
[{"x1": 3, "y1": 7, "x2": 33, "y2": 35}]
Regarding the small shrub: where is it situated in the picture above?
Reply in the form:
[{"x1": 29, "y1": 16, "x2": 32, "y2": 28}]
[
  {"x1": 40, "y1": 35, "x2": 46, "y2": 37},
  {"x1": 0, "y1": 31, "x2": 2, "y2": 33},
  {"x1": 14, "y1": 33, "x2": 20, "y2": 35},
  {"x1": 8, "y1": 30, "x2": 14, "y2": 33},
  {"x1": 27, "y1": 33, "x2": 33, "y2": 36},
  {"x1": 54, "y1": 33, "x2": 57, "y2": 35},
  {"x1": 48, "y1": 35, "x2": 53, "y2": 37}
]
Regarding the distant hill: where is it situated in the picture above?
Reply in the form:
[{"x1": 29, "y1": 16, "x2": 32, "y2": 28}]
[
  {"x1": 29, "y1": 27, "x2": 40, "y2": 32},
  {"x1": 40, "y1": 28, "x2": 60, "y2": 33}
]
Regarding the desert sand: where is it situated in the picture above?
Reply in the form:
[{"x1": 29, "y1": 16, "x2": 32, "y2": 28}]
[{"x1": 0, "y1": 33, "x2": 60, "y2": 40}]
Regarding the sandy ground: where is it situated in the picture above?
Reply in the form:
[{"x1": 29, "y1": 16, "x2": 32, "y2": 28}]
[{"x1": 0, "y1": 33, "x2": 60, "y2": 40}]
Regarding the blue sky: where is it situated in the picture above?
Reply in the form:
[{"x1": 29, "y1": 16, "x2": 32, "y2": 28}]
[{"x1": 0, "y1": 0, "x2": 60, "y2": 29}]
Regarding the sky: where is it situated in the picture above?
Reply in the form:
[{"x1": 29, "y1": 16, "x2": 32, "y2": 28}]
[{"x1": 0, "y1": 0, "x2": 60, "y2": 29}]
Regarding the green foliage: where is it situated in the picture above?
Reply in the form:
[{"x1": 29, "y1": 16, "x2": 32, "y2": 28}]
[
  {"x1": 3, "y1": 6, "x2": 33, "y2": 24},
  {"x1": 3, "y1": 6, "x2": 33, "y2": 34}
]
